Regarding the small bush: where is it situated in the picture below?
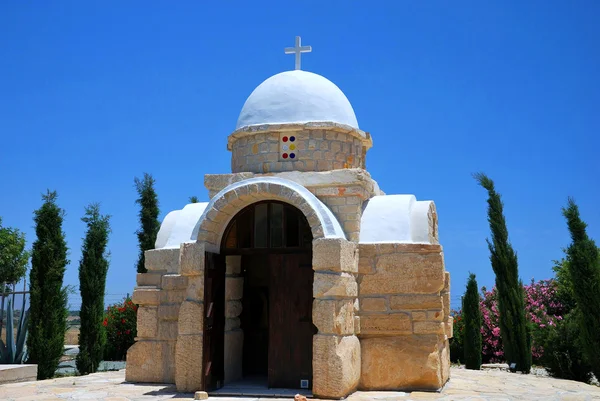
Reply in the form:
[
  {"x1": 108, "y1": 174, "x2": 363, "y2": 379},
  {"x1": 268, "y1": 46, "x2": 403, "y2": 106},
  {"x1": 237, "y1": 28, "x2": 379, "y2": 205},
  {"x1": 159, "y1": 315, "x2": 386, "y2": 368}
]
[
  {"x1": 542, "y1": 312, "x2": 593, "y2": 383},
  {"x1": 103, "y1": 297, "x2": 137, "y2": 361}
]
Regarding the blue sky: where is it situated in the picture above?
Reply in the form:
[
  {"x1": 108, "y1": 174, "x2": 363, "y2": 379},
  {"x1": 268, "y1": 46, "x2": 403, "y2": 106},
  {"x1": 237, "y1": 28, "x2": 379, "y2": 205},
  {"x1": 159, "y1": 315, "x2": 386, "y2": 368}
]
[{"x1": 1, "y1": 1, "x2": 598, "y2": 310}]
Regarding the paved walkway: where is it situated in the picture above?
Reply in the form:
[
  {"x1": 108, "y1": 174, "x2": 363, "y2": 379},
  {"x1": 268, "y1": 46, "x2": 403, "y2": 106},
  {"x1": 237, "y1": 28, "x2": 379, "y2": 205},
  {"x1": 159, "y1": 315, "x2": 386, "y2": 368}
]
[{"x1": 1, "y1": 367, "x2": 599, "y2": 401}]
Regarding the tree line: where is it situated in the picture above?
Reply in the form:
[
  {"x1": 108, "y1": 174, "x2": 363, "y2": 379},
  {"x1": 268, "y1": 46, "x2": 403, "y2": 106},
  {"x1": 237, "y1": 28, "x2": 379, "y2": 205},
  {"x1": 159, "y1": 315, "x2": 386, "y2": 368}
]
[
  {"x1": 459, "y1": 173, "x2": 600, "y2": 382},
  {"x1": 0, "y1": 173, "x2": 160, "y2": 378}
]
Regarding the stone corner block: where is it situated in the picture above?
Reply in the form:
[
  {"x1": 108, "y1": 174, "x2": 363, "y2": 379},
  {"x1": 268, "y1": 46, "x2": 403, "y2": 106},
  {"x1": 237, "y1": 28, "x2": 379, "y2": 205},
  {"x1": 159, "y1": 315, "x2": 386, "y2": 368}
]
[
  {"x1": 137, "y1": 306, "x2": 158, "y2": 338},
  {"x1": 132, "y1": 288, "x2": 161, "y2": 306},
  {"x1": 161, "y1": 274, "x2": 188, "y2": 290},
  {"x1": 314, "y1": 272, "x2": 357, "y2": 299},
  {"x1": 312, "y1": 335, "x2": 360, "y2": 399},
  {"x1": 175, "y1": 334, "x2": 204, "y2": 392},
  {"x1": 179, "y1": 242, "x2": 206, "y2": 276},
  {"x1": 313, "y1": 299, "x2": 355, "y2": 335},
  {"x1": 136, "y1": 272, "x2": 163, "y2": 287},
  {"x1": 125, "y1": 340, "x2": 164, "y2": 383},
  {"x1": 145, "y1": 248, "x2": 180, "y2": 274},
  {"x1": 178, "y1": 300, "x2": 204, "y2": 335},
  {"x1": 445, "y1": 316, "x2": 454, "y2": 339},
  {"x1": 313, "y1": 238, "x2": 358, "y2": 273}
]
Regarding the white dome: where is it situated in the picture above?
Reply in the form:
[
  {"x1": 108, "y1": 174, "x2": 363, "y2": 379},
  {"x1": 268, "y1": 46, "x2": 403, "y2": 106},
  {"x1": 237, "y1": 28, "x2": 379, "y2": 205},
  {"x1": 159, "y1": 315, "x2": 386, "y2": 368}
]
[{"x1": 236, "y1": 70, "x2": 359, "y2": 130}]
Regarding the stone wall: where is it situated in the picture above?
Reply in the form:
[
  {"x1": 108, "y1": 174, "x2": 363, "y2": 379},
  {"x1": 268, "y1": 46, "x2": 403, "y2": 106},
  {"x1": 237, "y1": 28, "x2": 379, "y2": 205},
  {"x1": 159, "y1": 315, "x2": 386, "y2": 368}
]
[
  {"x1": 228, "y1": 124, "x2": 372, "y2": 174},
  {"x1": 127, "y1": 248, "x2": 183, "y2": 384},
  {"x1": 356, "y1": 243, "x2": 451, "y2": 391}
]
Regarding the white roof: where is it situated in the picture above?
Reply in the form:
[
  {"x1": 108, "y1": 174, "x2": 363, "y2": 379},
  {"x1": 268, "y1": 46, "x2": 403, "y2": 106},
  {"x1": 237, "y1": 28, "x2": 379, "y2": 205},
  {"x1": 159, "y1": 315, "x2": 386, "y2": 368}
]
[
  {"x1": 236, "y1": 70, "x2": 359, "y2": 130},
  {"x1": 360, "y1": 195, "x2": 435, "y2": 244}
]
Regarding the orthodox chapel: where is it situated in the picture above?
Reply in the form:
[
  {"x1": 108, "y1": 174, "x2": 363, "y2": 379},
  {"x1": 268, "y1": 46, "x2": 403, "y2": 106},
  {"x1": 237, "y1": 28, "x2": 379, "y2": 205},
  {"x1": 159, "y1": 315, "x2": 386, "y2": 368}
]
[{"x1": 127, "y1": 37, "x2": 452, "y2": 399}]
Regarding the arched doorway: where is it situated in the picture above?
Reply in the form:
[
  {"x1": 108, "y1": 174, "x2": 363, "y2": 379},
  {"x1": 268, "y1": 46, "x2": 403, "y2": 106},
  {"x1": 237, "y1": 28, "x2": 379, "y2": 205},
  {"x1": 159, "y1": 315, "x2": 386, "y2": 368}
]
[{"x1": 216, "y1": 201, "x2": 316, "y2": 391}]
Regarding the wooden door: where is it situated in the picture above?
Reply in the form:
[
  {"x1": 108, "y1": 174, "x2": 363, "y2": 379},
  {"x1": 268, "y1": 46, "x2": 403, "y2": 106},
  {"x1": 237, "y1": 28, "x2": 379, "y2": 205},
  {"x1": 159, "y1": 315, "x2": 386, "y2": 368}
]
[
  {"x1": 202, "y1": 252, "x2": 226, "y2": 391},
  {"x1": 268, "y1": 252, "x2": 314, "y2": 389}
]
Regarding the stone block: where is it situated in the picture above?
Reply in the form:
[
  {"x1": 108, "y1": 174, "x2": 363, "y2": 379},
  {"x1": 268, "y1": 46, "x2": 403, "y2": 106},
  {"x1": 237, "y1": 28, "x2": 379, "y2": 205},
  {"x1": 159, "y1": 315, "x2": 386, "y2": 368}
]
[
  {"x1": 226, "y1": 255, "x2": 241, "y2": 275},
  {"x1": 126, "y1": 340, "x2": 165, "y2": 383},
  {"x1": 313, "y1": 299, "x2": 355, "y2": 335},
  {"x1": 178, "y1": 300, "x2": 204, "y2": 335},
  {"x1": 132, "y1": 288, "x2": 160, "y2": 306},
  {"x1": 158, "y1": 321, "x2": 179, "y2": 341},
  {"x1": 411, "y1": 311, "x2": 427, "y2": 321},
  {"x1": 0, "y1": 364, "x2": 37, "y2": 384},
  {"x1": 194, "y1": 391, "x2": 208, "y2": 400},
  {"x1": 225, "y1": 300, "x2": 243, "y2": 318},
  {"x1": 427, "y1": 310, "x2": 443, "y2": 321},
  {"x1": 313, "y1": 272, "x2": 357, "y2": 299},
  {"x1": 360, "y1": 314, "x2": 412, "y2": 336},
  {"x1": 137, "y1": 306, "x2": 158, "y2": 338},
  {"x1": 158, "y1": 304, "x2": 181, "y2": 321},
  {"x1": 225, "y1": 317, "x2": 241, "y2": 331},
  {"x1": 360, "y1": 335, "x2": 444, "y2": 391},
  {"x1": 224, "y1": 330, "x2": 244, "y2": 384},
  {"x1": 179, "y1": 242, "x2": 205, "y2": 276},
  {"x1": 389, "y1": 294, "x2": 443, "y2": 311},
  {"x1": 312, "y1": 238, "x2": 358, "y2": 273},
  {"x1": 443, "y1": 291, "x2": 450, "y2": 320},
  {"x1": 225, "y1": 277, "x2": 244, "y2": 300},
  {"x1": 145, "y1": 248, "x2": 180, "y2": 273},
  {"x1": 414, "y1": 321, "x2": 445, "y2": 335},
  {"x1": 161, "y1": 289, "x2": 185, "y2": 304},
  {"x1": 360, "y1": 297, "x2": 387, "y2": 312},
  {"x1": 175, "y1": 334, "x2": 203, "y2": 392},
  {"x1": 360, "y1": 252, "x2": 445, "y2": 295},
  {"x1": 136, "y1": 272, "x2": 163, "y2": 287},
  {"x1": 358, "y1": 244, "x2": 377, "y2": 275},
  {"x1": 445, "y1": 316, "x2": 454, "y2": 338},
  {"x1": 312, "y1": 335, "x2": 361, "y2": 399},
  {"x1": 186, "y1": 275, "x2": 204, "y2": 302},
  {"x1": 443, "y1": 271, "x2": 450, "y2": 293},
  {"x1": 162, "y1": 274, "x2": 188, "y2": 290}
]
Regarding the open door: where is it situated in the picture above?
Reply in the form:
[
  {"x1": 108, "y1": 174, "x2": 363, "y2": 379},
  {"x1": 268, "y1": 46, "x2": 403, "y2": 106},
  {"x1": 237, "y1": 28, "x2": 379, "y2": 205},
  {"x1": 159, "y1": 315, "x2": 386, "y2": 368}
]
[
  {"x1": 268, "y1": 253, "x2": 315, "y2": 389},
  {"x1": 202, "y1": 251, "x2": 226, "y2": 391}
]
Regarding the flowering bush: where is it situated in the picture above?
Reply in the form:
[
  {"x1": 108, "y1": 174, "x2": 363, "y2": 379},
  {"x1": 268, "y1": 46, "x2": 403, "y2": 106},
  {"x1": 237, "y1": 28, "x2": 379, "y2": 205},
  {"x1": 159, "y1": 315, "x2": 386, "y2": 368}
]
[
  {"x1": 450, "y1": 279, "x2": 565, "y2": 364},
  {"x1": 449, "y1": 310, "x2": 464, "y2": 363},
  {"x1": 103, "y1": 297, "x2": 138, "y2": 361}
]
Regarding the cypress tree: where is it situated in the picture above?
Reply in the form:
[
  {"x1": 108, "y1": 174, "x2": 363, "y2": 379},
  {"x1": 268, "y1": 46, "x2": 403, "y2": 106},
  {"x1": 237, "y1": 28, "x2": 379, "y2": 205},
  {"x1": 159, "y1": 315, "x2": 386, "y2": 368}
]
[
  {"x1": 475, "y1": 173, "x2": 531, "y2": 373},
  {"x1": 562, "y1": 198, "x2": 600, "y2": 379},
  {"x1": 462, "y1": 273, "x2": 482, "y2": 370},
  {"x1": 134, "y1": 173, "x2": 160, "y2": 274},
  {"x1": 27, "y1": 190, "x2": 69, "y2": 379},
  {"x1": 76, "y1": 204, "x2": 111, "y2": 375}
]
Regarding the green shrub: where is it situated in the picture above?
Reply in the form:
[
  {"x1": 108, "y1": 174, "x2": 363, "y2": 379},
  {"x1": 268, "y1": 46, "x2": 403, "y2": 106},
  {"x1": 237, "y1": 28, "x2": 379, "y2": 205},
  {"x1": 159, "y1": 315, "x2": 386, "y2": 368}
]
[
  {"x1": 542, "y1": 312, "x2": 593, "y2": 383},
  {"x1": 103, "y1": 297, "x2": 137, "y2": 361}
]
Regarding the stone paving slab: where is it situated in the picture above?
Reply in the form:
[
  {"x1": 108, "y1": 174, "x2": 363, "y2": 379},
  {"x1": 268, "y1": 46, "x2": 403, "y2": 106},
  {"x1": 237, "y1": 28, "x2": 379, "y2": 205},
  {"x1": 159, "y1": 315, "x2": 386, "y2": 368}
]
[{"x1": 0, "y1": 368, "x2": 599, "y2": 401}]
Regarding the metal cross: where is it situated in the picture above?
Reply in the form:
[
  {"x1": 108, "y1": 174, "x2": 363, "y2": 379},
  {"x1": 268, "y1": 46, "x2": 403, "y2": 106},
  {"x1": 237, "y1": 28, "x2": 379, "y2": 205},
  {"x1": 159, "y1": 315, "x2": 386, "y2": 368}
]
[{"x1": 284, "y1": 36, "x2": 312, "y2": 70}]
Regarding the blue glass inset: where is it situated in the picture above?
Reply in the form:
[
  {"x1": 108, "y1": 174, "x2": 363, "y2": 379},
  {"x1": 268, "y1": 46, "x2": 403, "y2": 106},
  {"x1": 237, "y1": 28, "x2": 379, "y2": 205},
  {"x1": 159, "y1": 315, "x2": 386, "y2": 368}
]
[
  {"x1": 290, "y1": 136, "x2": 296, "y2": 142},
  {"x1": 290, "y1": 153, "x2": 296, "y2": 159}
]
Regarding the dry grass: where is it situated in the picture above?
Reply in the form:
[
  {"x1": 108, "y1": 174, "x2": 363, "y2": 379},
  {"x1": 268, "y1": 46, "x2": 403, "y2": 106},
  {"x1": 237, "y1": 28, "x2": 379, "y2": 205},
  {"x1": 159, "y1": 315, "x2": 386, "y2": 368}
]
[{"x1": 65, "y1": 327, "x2": 79, "y2": 345}]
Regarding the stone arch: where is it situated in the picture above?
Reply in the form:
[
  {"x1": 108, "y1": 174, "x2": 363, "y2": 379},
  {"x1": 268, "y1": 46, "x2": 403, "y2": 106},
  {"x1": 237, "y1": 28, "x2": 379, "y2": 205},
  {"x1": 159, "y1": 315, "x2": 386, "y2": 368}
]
[{"x1": 192, "y1": 177, "x2": 346, "y2": 252}]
